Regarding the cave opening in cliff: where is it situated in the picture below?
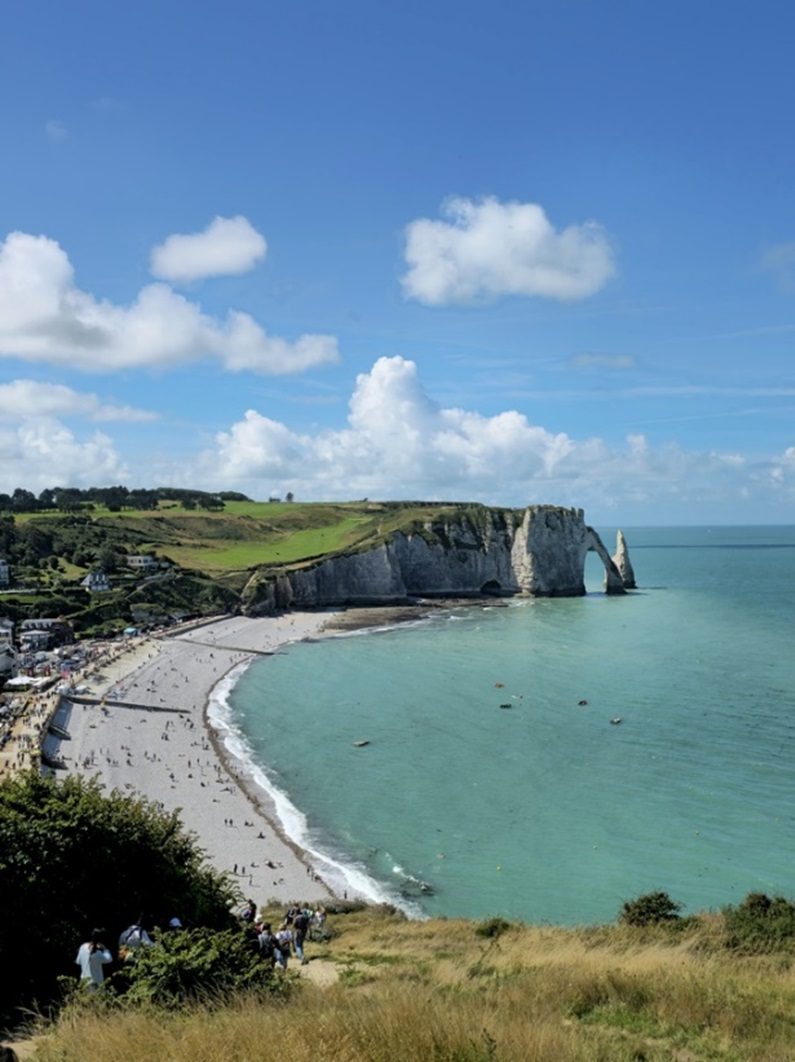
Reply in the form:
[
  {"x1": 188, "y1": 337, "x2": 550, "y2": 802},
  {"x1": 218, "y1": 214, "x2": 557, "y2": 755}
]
[{"x1": 480, "y1": 579, "x2": 504, "y2": 596}]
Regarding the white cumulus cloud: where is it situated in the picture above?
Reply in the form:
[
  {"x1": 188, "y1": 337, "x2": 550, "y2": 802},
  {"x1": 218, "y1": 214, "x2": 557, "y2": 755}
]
[
  {"x1": 1, "y1": 355, "x2": 791, "y2": 523},
  {"x1": 0, "y1": 230, "x2": 340, "y2": 374},
  {"x1": 150, "y1": 215, "x2": 267, "y2": 283},
  {"x1": 401, "y1": 196, "x2": 616, "y2": 306},
  {"x1": 0, "y1": 418, "x2": 127, "y2": 493},
  {"x1": 210, "y1": 356, "x2": 596, "y2": 499},
  {"x1": 197, "y1": 356, "x2": 795, "y2": 524}
]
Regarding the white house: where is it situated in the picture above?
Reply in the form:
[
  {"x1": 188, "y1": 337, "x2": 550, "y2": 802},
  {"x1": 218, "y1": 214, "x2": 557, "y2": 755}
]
[
  {"x1": 127, "y1": 555, "x2": 159, "y2": 572},
  {"x1": 81, "y1": 570, "x2": 112, "y2": 593}
]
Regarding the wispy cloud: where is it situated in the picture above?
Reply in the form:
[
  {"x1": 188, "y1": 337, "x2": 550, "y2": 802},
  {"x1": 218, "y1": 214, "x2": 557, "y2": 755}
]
[
  {"x1": 759, "y1": 241, "x2": 795, "y2": 293},
  {"x1": 569, "y1": 353, "x2": 637, "y2": 371},
  {"x1": 44, "y1": 120, "x2": 67, "y2": 142},
  {"x1": 0, "y1": 380, "x2": 156, "y2": 422}
]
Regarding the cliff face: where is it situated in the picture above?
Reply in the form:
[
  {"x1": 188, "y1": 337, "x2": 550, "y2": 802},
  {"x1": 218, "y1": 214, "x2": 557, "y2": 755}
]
[{"x1": 242, "y1": 505, "x2": 632, "y2": 614}]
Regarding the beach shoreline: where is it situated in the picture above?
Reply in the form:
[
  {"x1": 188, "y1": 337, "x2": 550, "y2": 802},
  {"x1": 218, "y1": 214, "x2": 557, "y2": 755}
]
[
  {"x1": 32, "y1": 599, "x2": 479, "y2": 913},
  {"x1": 54, "y1": 612, "x2": 343, "y2": 908}
]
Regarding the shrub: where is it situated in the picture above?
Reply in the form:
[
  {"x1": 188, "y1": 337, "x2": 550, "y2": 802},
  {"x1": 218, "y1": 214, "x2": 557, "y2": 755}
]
[
  {"x1": 0, "y1": 771, "x2": 237, "y2": 1027},
  {"x1": 724, "y1": 892, "x2": 795, "y2": 953},
  {"x1": 475, "y1": 916, "x2": 511, "y2": 939},
  {"x1": 118, "y1": 926, "x2": 283, "y2": 1006},
  {"x1": 619, "y1": 891, "x2": 682, "y2": 927}
]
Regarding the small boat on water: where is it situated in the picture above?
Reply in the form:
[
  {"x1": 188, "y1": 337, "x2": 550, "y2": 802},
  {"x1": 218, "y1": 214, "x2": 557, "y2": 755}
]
[{"x1": 352, "y1": 739, "x2": 370, "y2": 747}]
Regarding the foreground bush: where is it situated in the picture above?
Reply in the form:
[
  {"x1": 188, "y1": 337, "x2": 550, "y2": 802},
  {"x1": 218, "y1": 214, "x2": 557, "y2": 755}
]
[
  {"x1": 118, "y1": 926, "x2": 283, "y2": 1006},
  {"x1": 619, "y1": 891, "x2": 682, "y2": 927},
  {"x1": 724, "y1": 892, "x2": 795, "y2": 953},
  {"x1": 0, "y1": 771, "x2": 237, "y2": 1027}
]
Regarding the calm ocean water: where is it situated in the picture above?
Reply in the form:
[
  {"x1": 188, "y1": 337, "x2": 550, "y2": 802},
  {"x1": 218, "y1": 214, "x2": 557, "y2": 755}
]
[{"x1": 214, "y1": 526, "x2": 795, "y2": 926}]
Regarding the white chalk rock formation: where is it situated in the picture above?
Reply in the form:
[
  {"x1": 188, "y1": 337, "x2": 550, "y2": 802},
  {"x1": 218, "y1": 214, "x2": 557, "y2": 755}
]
[{"x1": 612, "y1": 528, "x2": 636, "y2": 589}]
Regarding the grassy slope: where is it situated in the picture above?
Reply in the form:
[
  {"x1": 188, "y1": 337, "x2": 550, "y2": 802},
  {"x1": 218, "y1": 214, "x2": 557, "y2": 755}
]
[
  {"x1": 92, "y1": 501, "x2": 478, "y2": 575},
  {"x1": 13, "y1": 500, "x2": 536, "y2": 583},
  {"x1": 34, "y1": 905, "x2": 795, "y2": 1061}
]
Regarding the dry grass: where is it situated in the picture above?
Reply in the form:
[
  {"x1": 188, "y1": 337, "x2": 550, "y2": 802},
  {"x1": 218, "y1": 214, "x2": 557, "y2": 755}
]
[{"x1": 28, "y1": 906, "x2": 795, "y2": 1061}]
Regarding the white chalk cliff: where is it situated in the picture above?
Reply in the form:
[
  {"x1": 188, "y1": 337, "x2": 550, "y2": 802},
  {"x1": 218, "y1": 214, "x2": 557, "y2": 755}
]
[{"x1": 242, "y1": 505, "x2": 635, "y2": 614}]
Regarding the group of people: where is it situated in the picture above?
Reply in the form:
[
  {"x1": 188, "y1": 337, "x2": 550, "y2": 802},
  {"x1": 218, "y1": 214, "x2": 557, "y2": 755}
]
[
  {"x1": 240, "y1": 899, "x2": 326, "y2": 970},
  {"x1": 75, "y1": 917, "x2": 183, "y2": 988},
  {"x1": 75, "y1": 901, "x2": 323, "y2": 989}
]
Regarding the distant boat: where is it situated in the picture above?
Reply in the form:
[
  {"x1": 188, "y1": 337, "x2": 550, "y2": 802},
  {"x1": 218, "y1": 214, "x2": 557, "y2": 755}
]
[
  {"x1": 610, "y1": 717, "x2": 622, "y2": 725},
  {"x1": 352, "y1": 739, "x2": 370, "y2": 747}
]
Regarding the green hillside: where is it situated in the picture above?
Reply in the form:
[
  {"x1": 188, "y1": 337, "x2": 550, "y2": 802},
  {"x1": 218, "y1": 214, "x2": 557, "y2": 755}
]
[{"x1": 0, "y1": 500, "x2": 520, "y2": 635}]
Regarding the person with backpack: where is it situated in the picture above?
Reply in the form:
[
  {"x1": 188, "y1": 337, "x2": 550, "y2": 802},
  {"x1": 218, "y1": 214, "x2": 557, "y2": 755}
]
[
  {"x1": 275, "y1": 924, "x2": 293, "y2": 970},
  {"x1": 258, "y1": 922, "x2": 278, "y2": 967},
  {"x1": 118, "y1": 919, "x2": 153, "y2": 962},
  {"x1": 292, "y1": 908, "x2": 310, "y2": 965}
]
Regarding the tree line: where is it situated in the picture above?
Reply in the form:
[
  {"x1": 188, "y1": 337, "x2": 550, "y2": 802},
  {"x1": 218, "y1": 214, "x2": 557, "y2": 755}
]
[{"x1": 0, "y1": 486, "x2": 251, "y2": 515}]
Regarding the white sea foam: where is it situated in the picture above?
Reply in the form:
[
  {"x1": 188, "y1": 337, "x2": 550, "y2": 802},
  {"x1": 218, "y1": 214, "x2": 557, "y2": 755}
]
[{"x1": 207, "y1": 661, "x2": 421, "y2": 915}]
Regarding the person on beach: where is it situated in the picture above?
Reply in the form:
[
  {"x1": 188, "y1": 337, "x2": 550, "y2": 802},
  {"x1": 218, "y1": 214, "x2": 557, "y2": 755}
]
[{"x1": 75, "y1": 928, "x2": 113, "y2": 988}]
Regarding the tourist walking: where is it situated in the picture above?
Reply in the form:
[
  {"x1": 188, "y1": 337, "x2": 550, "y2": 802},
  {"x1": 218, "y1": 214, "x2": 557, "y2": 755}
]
[
  {"x1": 258, "y1": 922, "x2": 278, "y2": 967},
  {"x1": 75, "y1": 929, "x2": 113, "y2": 988},
  {"x1": 275, "y1": 925, "x2": 293, "y2": 970},
  {"x1": 118, "y1": 918, "x2": 153, "y2": 962},
  {"x1": 293, "y1": 908, "x2": 310, "y2": 965}
]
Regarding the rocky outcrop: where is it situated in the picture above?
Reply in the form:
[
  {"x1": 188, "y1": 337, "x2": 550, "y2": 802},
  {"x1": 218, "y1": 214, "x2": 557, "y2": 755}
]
[
  {"x1": 612, "y1": 529, "x2": 636, "y2": 589},
  {"x1": 242, "y1": 505, "x2": 631, "y2": 614}
]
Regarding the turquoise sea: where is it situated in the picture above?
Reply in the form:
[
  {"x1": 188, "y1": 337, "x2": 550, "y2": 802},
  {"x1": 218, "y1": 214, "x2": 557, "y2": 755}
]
[{"x1": 213, "y1": 526, "x2": 795, "y2": 925}]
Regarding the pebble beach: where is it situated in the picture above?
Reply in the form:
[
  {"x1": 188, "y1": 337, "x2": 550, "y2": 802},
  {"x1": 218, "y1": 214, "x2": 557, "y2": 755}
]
[{"x1": 50, "y1": 613, "x2": 338, "y2": 907}]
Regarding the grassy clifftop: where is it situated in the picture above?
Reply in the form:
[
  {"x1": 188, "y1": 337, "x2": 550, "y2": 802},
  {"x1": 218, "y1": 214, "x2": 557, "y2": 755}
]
[
  {"x1": 91, "y1": 500, "x2": 520, "y2": 575},
  {"x1": 2, "y1": 500, "x2": 531, "y2": 632}
]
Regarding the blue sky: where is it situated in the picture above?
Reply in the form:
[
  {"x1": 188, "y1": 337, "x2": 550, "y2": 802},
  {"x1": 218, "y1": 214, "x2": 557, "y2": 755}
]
[{"x1": 1, "y1": 0, "x2": 794, "y2": 524}]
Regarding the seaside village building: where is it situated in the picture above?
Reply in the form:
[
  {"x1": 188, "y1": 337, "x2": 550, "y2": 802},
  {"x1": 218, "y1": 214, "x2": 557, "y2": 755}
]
[
  {"x1": 18, "y1": 619, "x2": 73, "y2": 653},
  {"x1": 0, "y1": 619, "x2": 15, "y2": 680},
  {"x1": 81, "y1": 569, "x2": 112, "y2": 593},
  {"x1": 127, "y1": 554, "x2": 160, "y2": 573}
]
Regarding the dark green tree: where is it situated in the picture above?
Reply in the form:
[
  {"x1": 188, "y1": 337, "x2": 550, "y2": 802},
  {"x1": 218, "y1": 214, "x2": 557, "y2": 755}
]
[
  {"x1": 11, "y1": 488, "x2": 37, "y2": 513},
  {"x1": 0, "y1": 771, "x2": 237, "y2": 1026}
]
